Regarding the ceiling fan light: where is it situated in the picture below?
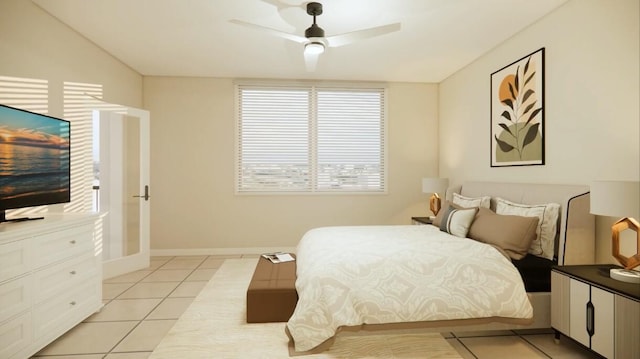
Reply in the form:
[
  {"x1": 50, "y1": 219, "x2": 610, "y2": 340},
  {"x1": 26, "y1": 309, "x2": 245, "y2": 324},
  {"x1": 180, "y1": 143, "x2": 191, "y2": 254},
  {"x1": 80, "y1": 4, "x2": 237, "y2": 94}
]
[{"x1": 305, "y1": 42, "x2": 325, "y2": 55}]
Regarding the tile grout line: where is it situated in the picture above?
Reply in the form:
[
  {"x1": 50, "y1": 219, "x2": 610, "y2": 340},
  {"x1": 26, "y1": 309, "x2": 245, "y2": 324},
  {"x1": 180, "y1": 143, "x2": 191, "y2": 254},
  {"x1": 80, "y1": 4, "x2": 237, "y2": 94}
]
[
  {"x1": 451, "y1": 333, "x2": 479, "y2": 359},
  {"x1": 517, "y1": 333, "x2": 553, "y2": 359},
  {"x1": 102, "y1": 256, "x2": 176, "y2": 356},
  {"x1": 103, "y1": 256, "x2": 225, "y2": 357}
]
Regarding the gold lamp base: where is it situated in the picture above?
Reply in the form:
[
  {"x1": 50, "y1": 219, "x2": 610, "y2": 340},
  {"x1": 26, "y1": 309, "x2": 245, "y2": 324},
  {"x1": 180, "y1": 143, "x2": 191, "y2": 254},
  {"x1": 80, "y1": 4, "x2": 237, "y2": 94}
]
[
  {"x1": 429, "y1": 193, "x2": 442, "y2": 216},
  {"x1": 611, "y1": 217, "x2": 640, "y2": 271}
]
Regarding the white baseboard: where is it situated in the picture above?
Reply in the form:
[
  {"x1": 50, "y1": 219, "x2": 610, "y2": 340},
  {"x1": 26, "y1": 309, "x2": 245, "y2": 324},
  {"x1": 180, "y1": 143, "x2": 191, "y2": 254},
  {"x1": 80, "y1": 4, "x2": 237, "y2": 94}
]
[{"x1": 150, "y1": 246, "x2": 297, "y2": 257}]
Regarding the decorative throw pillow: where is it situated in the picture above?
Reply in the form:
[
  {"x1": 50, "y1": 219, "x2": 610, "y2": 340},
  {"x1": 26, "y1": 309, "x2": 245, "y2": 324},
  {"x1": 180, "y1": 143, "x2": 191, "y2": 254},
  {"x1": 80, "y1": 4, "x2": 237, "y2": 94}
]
[
  {"x1": 452, "y1": 193, "x2": 491, "y2": 209},
  {"x1": 432, "y1": 201, "x2": 458, "y2": 228},
  {"x1": 468, "y1": 207, "x2": 540, "y2": 260},
  {"x1": 495, "y1": 197, "x2": 560, "y2": 260},
  {"x1": 438, "y1": 205, "x2": 478, "y2": 238}
]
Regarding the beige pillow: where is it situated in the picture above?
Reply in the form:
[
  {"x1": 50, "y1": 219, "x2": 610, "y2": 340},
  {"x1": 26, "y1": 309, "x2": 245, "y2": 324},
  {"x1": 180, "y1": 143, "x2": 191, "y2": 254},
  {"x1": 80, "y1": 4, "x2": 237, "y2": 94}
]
[
  {"x1": 452, "y1": 193, "x2": 491, "y2": 209},
  {"x1": 468, "y1": 207, "x2": 540, "y2": 260},
  {"x1": 495, "y1": 197, "x2": 560, "y2": 260}
]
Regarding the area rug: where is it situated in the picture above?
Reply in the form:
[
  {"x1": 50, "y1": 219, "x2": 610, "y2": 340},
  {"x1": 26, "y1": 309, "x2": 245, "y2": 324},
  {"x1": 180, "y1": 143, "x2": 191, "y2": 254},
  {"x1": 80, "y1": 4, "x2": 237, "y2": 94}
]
[{"x1": 149, "y1": 258, "x2": 462, "y2": 358}]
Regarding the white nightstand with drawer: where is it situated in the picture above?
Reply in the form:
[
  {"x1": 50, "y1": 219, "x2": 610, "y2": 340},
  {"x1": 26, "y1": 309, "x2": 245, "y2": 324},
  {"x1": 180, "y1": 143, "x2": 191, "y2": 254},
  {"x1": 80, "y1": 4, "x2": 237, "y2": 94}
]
[{"x1": 551, "y1": 264, "x2": 640, "y2": 359}]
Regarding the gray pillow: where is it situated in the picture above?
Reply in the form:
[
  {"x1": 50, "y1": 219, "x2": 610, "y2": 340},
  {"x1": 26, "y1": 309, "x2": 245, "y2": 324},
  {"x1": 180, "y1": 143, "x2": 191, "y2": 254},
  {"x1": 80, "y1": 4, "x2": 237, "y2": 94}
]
[
  {"x1": 438, "y1": 206, "x2": 478, "y2": 238},
  {"x1": 432, "y1": 201, "x2": 460, "y2": 228},
  {"x1": 468, "y1": 207, "x2": 539, "y2": 260}
]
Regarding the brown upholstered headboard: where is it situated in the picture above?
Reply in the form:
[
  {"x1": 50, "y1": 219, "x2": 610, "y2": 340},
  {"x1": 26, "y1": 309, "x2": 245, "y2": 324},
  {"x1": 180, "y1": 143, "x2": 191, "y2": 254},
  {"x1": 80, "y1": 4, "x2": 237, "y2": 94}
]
[{"x1": 447, "y1": 181, "x2": 595, "y2": 265}]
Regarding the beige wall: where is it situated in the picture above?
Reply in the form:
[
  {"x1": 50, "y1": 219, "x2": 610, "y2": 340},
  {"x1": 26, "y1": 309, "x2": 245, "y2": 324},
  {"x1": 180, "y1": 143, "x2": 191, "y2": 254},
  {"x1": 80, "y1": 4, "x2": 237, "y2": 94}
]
[
  {"x1": 439, "y1": 0, "x2": 639, "y2": 263},
  {"x1": 5, "y1": 0, "x2": 637, "y2": 260},
  {"x1": 0, "y1": 0, "x2": 143, "y2": 112},
  {"x1": 143, "y1": 77, "x2": 439, "y2": 252}
]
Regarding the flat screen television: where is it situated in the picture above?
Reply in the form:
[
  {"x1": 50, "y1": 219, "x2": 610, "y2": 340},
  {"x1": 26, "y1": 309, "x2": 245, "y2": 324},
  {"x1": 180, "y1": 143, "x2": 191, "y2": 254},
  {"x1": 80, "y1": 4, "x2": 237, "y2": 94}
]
[{"x1": 0, "y1": 104, "x2": 71, "y2": 223}]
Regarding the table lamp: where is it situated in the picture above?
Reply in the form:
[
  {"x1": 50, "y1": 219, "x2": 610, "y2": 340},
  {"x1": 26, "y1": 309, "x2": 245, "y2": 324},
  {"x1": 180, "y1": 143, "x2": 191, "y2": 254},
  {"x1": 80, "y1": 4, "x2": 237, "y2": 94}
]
[
  {"x1": 422, "y1": 178, "x2": 449, "y2": 217},
  {"x1": 590, "y1": 180, "x2": 640, "y2": 283}
]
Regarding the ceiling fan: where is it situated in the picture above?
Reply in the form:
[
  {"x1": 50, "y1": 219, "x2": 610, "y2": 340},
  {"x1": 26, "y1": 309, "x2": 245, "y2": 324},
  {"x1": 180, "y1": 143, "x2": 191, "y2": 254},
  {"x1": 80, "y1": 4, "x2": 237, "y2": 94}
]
[{"x1": 230, "y1": 2, "x2": 401, "y2": 71}]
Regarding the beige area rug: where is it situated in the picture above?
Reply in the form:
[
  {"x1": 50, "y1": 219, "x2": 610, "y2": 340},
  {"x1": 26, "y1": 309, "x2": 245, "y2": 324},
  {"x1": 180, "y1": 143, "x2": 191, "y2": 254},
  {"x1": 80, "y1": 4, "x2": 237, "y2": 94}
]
[{"x1": 149, "y1": 258, "x2": 462, "y2": 359}]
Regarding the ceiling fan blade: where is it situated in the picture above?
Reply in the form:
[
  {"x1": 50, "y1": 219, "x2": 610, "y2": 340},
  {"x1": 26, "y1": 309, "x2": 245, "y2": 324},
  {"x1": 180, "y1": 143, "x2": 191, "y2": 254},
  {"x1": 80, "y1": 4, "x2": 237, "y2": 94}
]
[
  {"x1": 325, "y1": 22, "x2": 401, "y2": 48},
  {"x1": 258, "y1": 0, "x2": 296, "y2": 12},
  {"x1": 304, "y1": 50, "x2": 320, "y2": 72},
  {"x1": 229, "y1": 19, "x2": 307, "y2": 44}
]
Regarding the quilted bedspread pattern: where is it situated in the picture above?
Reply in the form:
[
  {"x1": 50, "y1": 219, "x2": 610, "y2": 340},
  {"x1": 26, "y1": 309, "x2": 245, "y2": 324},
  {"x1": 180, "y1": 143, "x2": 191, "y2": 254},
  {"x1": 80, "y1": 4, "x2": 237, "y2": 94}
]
[{"x1": 286, "y1": 225, "x2": 533, "y2": 352}]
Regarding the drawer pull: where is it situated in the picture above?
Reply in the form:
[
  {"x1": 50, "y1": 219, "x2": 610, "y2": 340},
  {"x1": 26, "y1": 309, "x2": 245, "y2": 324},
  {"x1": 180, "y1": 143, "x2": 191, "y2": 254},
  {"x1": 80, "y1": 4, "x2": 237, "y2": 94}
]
[
  {"x1": 70, "y1": 270, "x2": 77, "y2": 275},
  {"x1": 70, "y1": 240, "x2": 77, "y2": 244},
  {"x1": 70, "y1": 301, "x2": 77, "y2": 306},
  {"x1": 586, "y1": 301, "x2": 595, "y2": 337}
]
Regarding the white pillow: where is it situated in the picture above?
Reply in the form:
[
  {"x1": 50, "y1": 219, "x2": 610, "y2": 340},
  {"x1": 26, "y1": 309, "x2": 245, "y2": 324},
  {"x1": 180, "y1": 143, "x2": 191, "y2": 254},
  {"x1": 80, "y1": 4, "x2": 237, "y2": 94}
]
[
  {"x1": 452, "y1": 193, "x2": 491, "y2": 209},
  {"x1": 495, "y1": 197, "x2": 560, "y2": 260},
  {"x1": 438, "y1": 206, "x2": 478, "y2": 238}
]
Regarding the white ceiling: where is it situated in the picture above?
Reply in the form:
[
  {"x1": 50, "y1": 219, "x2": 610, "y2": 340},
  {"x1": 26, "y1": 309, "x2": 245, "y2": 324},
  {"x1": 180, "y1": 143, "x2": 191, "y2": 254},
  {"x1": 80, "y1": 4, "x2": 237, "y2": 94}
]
[{"x1": 33, "y1": 0, "x2": 568, "y2": 83}]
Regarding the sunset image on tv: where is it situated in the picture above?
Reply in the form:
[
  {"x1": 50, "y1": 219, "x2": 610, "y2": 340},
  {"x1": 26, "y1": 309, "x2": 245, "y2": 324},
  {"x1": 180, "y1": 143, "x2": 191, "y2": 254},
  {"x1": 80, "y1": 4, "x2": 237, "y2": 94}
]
[{"x1": 0, "y1": 105, "x2": 70, "y2": 208}]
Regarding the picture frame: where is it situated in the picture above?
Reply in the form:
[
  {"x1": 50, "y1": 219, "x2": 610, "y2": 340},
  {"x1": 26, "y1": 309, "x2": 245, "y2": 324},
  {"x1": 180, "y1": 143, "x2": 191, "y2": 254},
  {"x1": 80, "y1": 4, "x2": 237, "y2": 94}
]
[{"x1": 490, "y1": 48, "x2": 545, "y2": 167}]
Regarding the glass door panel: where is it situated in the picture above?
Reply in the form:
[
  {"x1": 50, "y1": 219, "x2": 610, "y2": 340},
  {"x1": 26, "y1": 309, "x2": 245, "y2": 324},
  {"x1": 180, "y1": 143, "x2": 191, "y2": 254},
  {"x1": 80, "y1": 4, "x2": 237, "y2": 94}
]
[{"x1": 95, "y1": 107, "x2": 150, "y2": 279}]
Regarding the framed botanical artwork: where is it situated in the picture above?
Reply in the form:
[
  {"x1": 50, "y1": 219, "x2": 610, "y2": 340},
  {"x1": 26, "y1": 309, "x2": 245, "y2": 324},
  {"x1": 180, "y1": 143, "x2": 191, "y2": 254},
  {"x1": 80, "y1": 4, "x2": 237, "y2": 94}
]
[{"x1": 490, "y1": 48, "x2": 545, "y2": 167}]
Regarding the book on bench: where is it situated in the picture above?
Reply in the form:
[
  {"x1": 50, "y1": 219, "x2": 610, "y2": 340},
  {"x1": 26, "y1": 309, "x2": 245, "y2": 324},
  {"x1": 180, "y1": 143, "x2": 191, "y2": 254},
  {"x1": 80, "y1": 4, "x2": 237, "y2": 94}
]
[{"x1": 261, "y1": 252, "x2": 295, "y2": 263}]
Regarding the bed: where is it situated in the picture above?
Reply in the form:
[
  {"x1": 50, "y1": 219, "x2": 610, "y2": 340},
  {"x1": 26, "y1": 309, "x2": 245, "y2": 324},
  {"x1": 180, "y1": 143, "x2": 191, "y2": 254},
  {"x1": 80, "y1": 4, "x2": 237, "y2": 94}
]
[{"x1": 286, "y1": 181, "x2": 595, "y2": 353}]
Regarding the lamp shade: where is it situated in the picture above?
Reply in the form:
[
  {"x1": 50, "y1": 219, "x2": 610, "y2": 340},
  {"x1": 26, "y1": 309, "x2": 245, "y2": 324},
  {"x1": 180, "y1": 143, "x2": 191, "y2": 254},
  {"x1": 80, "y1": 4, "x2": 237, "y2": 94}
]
[
  {"x1": 422, "y1": 178, "x2": 449, "y2": 196},
  {"x1": 590, "y1": 180, "x2": 640, "y2": 219}
]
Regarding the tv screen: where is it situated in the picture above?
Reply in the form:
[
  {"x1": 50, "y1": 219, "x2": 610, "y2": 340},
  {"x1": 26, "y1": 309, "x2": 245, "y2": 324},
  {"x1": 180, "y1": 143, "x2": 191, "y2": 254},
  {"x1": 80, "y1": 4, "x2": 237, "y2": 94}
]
[{"x1": 0, "y1": 104, "x2": 71, "y2": 222}]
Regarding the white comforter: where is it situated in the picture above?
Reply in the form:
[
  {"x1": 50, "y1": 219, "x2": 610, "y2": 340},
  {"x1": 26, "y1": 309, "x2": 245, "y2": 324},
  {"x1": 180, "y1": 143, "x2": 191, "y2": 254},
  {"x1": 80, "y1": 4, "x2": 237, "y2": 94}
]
[{"x1": 286, "y1": 225, "x2": 533, "y2": 352}]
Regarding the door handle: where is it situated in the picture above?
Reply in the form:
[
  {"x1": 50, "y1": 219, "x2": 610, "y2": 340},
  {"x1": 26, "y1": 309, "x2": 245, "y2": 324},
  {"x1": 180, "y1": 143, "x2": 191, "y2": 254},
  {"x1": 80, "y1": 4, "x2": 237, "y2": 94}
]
[{"x1": 133, "y1": 185, "x2": 150, "y2": 201}]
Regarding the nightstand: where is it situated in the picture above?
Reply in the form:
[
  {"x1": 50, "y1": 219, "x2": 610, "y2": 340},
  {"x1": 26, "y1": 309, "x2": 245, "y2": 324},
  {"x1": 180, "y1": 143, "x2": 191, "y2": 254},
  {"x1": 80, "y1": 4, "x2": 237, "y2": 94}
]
[
  {"x1": 411, "y1": 216, "x2": 433, "y2": 225},
  {"x1": 551, "y1": 264, "x2": 640, "y2": 359}
]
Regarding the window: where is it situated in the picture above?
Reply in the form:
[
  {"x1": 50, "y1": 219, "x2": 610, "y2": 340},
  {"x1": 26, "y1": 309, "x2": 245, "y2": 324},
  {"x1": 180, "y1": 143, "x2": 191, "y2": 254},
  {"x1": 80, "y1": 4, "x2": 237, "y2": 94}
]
[{"x1": 236, "y1": 84, "x2": 386, "y2": 193}]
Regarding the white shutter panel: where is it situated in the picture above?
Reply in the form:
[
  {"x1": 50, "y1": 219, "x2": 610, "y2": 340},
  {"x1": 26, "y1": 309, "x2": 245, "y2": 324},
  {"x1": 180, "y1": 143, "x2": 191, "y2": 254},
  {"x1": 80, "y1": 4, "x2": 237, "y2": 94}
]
[
  {"x1": 316, "y1": 88, "x2": 385, "y2": 192},
  {"x1": 237, "y1": 86, "x2": 311, "y2": 192}
]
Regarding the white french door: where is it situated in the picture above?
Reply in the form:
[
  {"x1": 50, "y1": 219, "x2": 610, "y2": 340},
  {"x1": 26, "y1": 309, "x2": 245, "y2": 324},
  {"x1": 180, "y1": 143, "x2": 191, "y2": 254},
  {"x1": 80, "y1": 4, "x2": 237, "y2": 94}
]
[{"x1": 95, "y1": 107, "x2": 151, "y2": 279}]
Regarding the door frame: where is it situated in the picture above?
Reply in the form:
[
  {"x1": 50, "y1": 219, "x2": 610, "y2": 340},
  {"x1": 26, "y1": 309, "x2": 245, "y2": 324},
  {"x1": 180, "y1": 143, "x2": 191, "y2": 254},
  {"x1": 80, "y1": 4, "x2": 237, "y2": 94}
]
[{"x1": 96, "y1": 106, "x2": 151, "y2": 279}]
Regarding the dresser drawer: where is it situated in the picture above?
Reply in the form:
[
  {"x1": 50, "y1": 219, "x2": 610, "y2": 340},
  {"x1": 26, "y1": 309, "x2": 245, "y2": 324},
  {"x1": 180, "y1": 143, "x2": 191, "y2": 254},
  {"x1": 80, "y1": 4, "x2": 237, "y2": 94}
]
[
  {"x1": 0, "y1": 240, "x2": 30, "y2": 283},
  {"x1": 0, "y1": 311, "x2": 32, "y2": 359},
  {"x1": 33, "y1": 253, "x2": 98, "y2": 303},
  {"x1": 34, "y1": 277, "x2": 101, "y2": 338},
  {"x1": 0, "y1": 276, "x2": 32, "y2": 323},
  {"x1": 32, "y1": 224, "x2": 93, "y2": 268}
]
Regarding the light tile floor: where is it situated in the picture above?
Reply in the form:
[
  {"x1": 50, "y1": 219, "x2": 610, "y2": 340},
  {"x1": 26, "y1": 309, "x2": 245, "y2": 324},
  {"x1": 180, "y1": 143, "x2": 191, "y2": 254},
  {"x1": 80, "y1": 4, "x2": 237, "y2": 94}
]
[
  {"x1": 32, "y1": 255, "x2": 601, "y2": 359},
  {"x1": 32, "y1": 255, "x2": 240, "y2": 358}
]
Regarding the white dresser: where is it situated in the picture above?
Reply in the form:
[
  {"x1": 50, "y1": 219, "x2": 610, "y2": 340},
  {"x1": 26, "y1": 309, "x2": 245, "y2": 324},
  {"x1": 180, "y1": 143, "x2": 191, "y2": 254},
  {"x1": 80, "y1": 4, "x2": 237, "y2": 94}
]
[{"x1": 0, "y1": 214, "x2": 102, "y2": 359}]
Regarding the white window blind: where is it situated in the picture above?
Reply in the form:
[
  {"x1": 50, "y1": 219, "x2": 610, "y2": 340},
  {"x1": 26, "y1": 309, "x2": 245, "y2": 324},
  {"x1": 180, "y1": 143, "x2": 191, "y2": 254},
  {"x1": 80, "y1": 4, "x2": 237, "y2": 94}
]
[{"x1": 236, "y1": 84, "x2": 386, "y2": 193}]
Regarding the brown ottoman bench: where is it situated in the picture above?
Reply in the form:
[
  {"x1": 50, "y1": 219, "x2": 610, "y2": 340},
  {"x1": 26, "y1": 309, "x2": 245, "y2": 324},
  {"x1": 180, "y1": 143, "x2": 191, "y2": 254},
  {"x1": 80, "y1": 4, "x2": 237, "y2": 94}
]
[{"x1": 246, "y1": 256, "x2": 298, "y2": 323}]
